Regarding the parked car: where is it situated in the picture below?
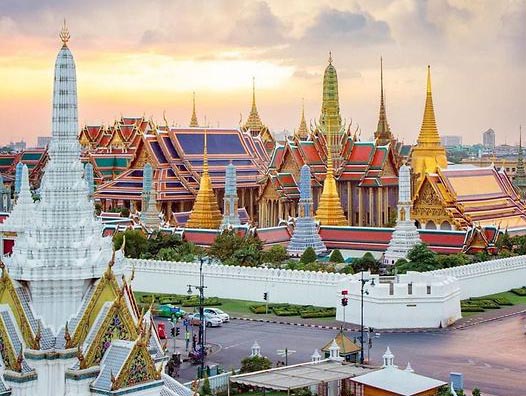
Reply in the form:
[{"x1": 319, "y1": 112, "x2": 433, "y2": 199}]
[
  {"x1": 156, "y1": 304, "x2": 186, "y2": 319},
  {"x1": 203, "y1": 307, "x2": 230, "y2": 323},
  {"x1": 189, "y1": 313, "x2": 222, "y2": 327}
]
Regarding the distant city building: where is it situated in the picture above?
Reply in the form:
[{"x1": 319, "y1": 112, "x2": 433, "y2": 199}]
[
  {"x1": 483, "y1": 128, "x2": 496, "y2": 149},
  {"x1": 8, "y1": 140, "x2": 26, "y2": 152},
  {"x1": 37, "y1": 136, "x2": 52, "y2": 147},
  {"x1": 441, "y1": 135, "x2": 462, "y2": 146}
]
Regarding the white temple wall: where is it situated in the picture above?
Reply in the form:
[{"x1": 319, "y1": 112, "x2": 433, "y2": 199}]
[
  {"x1": 335, "y1": 272, "x2": 462, "y2": 329},
  {"x1": 127, "y1": 259, "x2": 350, "y2": 307},
  {"x1": 426, "y1": 255, "x2": 526, "y2": 299},
  {"x1": 28, "y1": 355, "x2": 77, "y2": 396}
]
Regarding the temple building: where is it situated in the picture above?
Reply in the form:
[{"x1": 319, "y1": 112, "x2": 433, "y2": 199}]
[
  {"x1": 259, "y1": 56, "x2": 407, "y2": 228},
  {"x1": 287, "y1": 164, "x2": 327, "y2": 256},
  {"x1": 410, "y1": 69, "x2": 526, "y2": 231},
  {"x1": 383, "y1": 163, "x2": 421, "y2": 265},
  {"x1": 0, "y1": 24, "x2": 177, "y2": 396},
  {"x1": 409, "y1": 66, "x2": 448, "y2": 187}
]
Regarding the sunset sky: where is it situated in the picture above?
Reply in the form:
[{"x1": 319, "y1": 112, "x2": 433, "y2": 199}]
[{"x1": 0, "y1": 0, "x2": 524, "y2": 146}]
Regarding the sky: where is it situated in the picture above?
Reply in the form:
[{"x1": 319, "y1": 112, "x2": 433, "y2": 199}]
[{"x1": 0, "y1": 0, "x2": 525, "y2": 146}]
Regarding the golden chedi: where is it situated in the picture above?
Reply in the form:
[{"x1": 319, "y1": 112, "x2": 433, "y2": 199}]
[
  {"x1": 186, "y1": 130, "x2": 222, "y2": 229},
  {"x1": 410, "y1": 66, "x2": 448, "y2": 186}
]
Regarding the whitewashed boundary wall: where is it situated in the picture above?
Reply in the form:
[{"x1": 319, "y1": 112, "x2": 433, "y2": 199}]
[
  {"x1": 427, "y1": 255, "x2": 526, "y2": 299},
  {"x1": 127, "y1": 259, "x2": 351, "y2": 307},
  {"x1": 336, "y1": 272, "x2": 461, "y2": 329}
]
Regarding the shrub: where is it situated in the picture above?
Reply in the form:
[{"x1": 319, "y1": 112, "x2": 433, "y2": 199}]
[
  {"x1": 249, "y1": 305, "x2": 268, "y2": 314},
  {"x1": 300, "y1": 247, "x2": 317, "y2": 264},
  {"x1": 329, "y1": 250, "x2": 345, "y2": 263},
  {"x1": 493, "y1": 297, "x2": 513, "y2": 305},
  {"x1": 461, "y1": 306, "x2": 484, "y2": 312},
  {"x1": 240, "y1": 356, "x2": 272, "y2": 373},
  {"x1": 510, "y1": 287, "x2": 526, "y2": 296},
  {"x1": 300, "y1": 308, "x2": 336, "y2": 318}
]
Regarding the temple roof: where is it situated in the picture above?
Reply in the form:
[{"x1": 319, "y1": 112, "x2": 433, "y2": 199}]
[
  {"x1": 416, "y1": 165, "x2": 526, "y2": 230},
  {"x1": 95, "y1": 127, "x2": 268, "y2": 202}
]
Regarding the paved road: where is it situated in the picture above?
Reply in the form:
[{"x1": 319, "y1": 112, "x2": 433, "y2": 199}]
[{"x1": 160, "y1": 313, "x2": 526, "y2": 396}]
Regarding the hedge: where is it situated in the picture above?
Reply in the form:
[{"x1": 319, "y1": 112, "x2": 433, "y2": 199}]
[
  {"x1": 461, "y1": 306, "x2": 484, "y2": 312},
  {"x1": 511, "y1": 287, "x2": 526, "y2": 296},
  {"x1": 300, "y1": 309, "x2": 336, "y2": 318}
]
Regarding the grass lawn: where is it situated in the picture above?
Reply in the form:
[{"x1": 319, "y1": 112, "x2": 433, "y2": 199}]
[
  {"x1": 215, "y1": 298, "x2": 262, "y2": 315},
  {"x1": 482, "y1": 291, "x2": 526, "y2": 305}
]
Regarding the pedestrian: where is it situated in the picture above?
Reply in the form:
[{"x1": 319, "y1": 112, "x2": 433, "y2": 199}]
[
  {"x1": 185, "y1": 329, "x2": 191, "y2": 351},
  {"x1": 192, "y1": 333, "x2": 197, "y2": 351}
]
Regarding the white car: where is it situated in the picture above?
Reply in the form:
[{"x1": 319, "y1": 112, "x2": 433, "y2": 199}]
[
  {"x1": 204, "y1": 308, "x2": 230, "y2": 323},
  {"x1": 189, "y1": 313, "x2": 222, "y2": 327}
]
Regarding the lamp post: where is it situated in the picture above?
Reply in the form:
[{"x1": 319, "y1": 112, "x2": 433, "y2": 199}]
[
  {"x1": 187, "y1": 256, "x2": 208, "y2": 378},
  {"x1": 360, "y1": 270, "x2": 375, "y2": 364}
]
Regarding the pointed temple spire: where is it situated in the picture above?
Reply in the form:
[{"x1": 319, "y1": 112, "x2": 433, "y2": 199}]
[
  {"x1": 84, "y1": 162, "x2": 95, "y2": 199},
  {"x1": 243, "y1": 77, "x2": 264, "y2": 131},
  {"x1": 383, "y1": 162, "x2": 422, "y2": 266},
  {"x1": 374, "y1": 57, "x2": 393, "y2": 144},
  {"x1": 14, "y1": 162, "x2": 23, "y2": 196},
  {"x1": 189, "y1": 91, "x2": 199, "y2": 127},
  {"x1": 409, "y1": 66, "x2": 447, "y2": 185},
  {"x1": 315, "y1": 120, "x2": 347, "y2": 226},
  {"x1": 288, "y1": 164, "x2": 327, "y2": 256},
  {"x1": 295, "y1": 98, "x2": 308, "y2": 139},
  {"x1": 319, "y1": 52, "x2": 342, "y2": 142},
  {"x1": 514, "y1": 125, "x2": 526, "y2": 197},
  {"x1": 141, "y1": 163, "x2": 160, "y2": 230},
  {"x1": 59, "y1": 18, "x2": 70, "y2": 47},
  {"x1": 221, "y1": 162, "x2": 241, "y2": 230},
  {"x1": 3, "y1": 164, "x2": 34, "y2": 231},
  {"x1": 5, "y1": 24, "x2": 113, "y2": 332},
  {"x1": 186, "y1": 130, "x2": 222, "y2": 229}
]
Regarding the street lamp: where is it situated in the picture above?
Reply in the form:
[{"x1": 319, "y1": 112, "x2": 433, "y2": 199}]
[
  {"x1": 187, "y1": 256, "x2": 208, "y2": 378},
  {"x1": 360, "y1": 270, "x2": 375, "y2": 364}
]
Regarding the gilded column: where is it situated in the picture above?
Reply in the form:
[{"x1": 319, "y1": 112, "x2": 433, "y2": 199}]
[
  {"x1": 358, "y1": 188, "x2": 363, "y2": 227},
  {"x1": 368, "y1": 188, "x2": 374, "y2": 226}
]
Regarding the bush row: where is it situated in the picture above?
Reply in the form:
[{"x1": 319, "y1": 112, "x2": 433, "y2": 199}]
[
  {"x1": 138, "y1": 293, "x2": 222, "y2": 307},
  {"x1": 510, "y1": 287, "x2": 526, "y2": 296},
  {"x1": 248, "y1": 303, "x2": 335, "y2": 318}
]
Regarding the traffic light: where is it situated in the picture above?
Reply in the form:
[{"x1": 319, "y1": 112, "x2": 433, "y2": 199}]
[
  {"x1": 170, "y1": 327, "x2": 175, "y2": 336},
  {"x1": 341, "y1": 297, "x2": 348, "y2": 307},
  {"x1": 175, "y1": 327, "x2": 180, "y2": 337},
  {"x1": 341, "y1": 289, "x2": 348, "y2": 295},
  {"x1": 263, "y1": 292, "x2": 268, "y2": 301}
]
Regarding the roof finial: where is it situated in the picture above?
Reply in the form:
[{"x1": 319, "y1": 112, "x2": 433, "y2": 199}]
[
  {"x1": 427, "y1": 65, "x2": 432, "y2": 94},
  {"x1": 328, "y1": 51, "x2": 333, "y2": 65},
  {"x1": 380, "y1": 56, "x2": 384, "y2": 104},
  {"x1": 190, "y1": 91, "x2": 198, "y2": 127},
  {"x1": 59, "y1": 18, "x2": 70, "y2": 46},
  {"x1": 252, "y1": 76, "x2": 256, "y2": 110}
]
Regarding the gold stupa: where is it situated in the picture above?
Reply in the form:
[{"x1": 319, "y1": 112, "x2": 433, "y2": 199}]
[
  {"x1": 315, "y1": 120, "x2": 347, "y2": 226},
  {"x1": 410, "y1": 66, "x2": 448, "y2": 186},
  {"x1": 186, "y1": 130, "x2": 222, "y2": 229}
]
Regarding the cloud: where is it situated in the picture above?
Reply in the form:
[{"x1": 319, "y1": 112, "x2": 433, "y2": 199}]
[
  {"x1": 300, "y1": 8, "x2": 391, "y2": 46},
  {"x1": 499, "y1": 3, "x2": 526, "y2": 64},
  {"x1": 228, "y1": 1, "x2": 286, "y2": 46}
]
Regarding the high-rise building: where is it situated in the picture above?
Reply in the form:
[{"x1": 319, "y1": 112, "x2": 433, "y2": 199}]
[
  {"x1": 483, "y1": 128, "x2": 496, "y2": 149},
  {"x1": 37, "y1": 136, "x2": 52, "y2": 147},
  {"x1": 440, "y1": 135, "x2": 462, "y2": 147}
]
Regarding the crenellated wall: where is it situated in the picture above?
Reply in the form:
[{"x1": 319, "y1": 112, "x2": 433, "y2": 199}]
[
  {"x1": 127, "y1": 259, "x2": 350, "y2": 308},
  {"x1": 335, "y1": 272, "x2": 462, "y2": 329},
  {"x1": 427, "y1": 255, "x2": 526, "y2": 299}
]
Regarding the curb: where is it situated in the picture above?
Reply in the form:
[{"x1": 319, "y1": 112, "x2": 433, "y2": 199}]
[
  {"x1": 230, "y1": 316, "x2": 440, "y2": 334},
  {"x1": 453, "y1": 309, "x2": 526, "y2": 330}
]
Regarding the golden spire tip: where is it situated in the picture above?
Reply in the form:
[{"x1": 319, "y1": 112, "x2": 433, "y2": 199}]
[
  {"x1": 59, "y1": 18, "x2": 70, "y2": 45},
  {"x1": 328, "y1": 51, "x2": 333, "y2": 65}
]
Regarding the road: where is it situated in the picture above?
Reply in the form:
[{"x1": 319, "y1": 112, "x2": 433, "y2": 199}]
[{"x1": 159, "y1": 313, "x2": 526, "y2": 396}]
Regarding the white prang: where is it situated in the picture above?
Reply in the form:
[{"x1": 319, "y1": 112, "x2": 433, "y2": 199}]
[
  {"x1": 1, "y1": 164, "x2": 34, "y2": 233},
  {"x1": 5, "y1": 42, "x2": 113, "y2": 333},
  {"x1": 383, "y1": 163, "x2": 422, "y2": 266}
]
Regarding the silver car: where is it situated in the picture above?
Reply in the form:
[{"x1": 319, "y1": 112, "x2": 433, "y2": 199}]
[{"x1": 204, "y1": 307, "x2": 230, "y2": 323}]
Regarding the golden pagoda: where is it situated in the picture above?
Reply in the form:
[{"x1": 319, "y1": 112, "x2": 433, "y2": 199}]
[
  {"x1": 295, "y1": 99, "x2": 308, "y2": 139},
  {"x1": 410, "y1": 66, "x2": 448, "y2": 186},
  {"x1": 189, "y1": 91, "x2": 199, "y2": 127},
  {"x1": 319, "y1": 52, "x2": 342, "y2": 140},
  {"x1": 186, "y1": 130, "x2": 222, "y2": 229},
  {"x1": 315, "y1": 120, "x2": 347, "y2": 226}
]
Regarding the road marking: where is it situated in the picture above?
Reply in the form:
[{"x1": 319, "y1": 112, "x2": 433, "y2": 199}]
[{"x1": 223, "y1": 341, "x2": 251, "y2": 350}]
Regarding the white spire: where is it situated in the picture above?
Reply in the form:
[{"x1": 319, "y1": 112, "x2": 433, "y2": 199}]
[
  {"x1": 382, "y1": 346, "x2": 396, "y2": 368},
  {"x1": 311, "y1": 349, "x2": 322, "y2": 363},
  {"x1": 5, "y1": 33, "x2": 113, "y2": 333},
  {"x1": 328, "y1": 338, "x2": 343, "y2": 361},
  {"x1": 2, "y1": 165, "x2": 34, "y2": 232},
  {"x1": 250, "y1": 340, "x2": 261, "y2": 357},
  {"x1": 405, "y1": 362, "x2": 414, "y2": 373}
]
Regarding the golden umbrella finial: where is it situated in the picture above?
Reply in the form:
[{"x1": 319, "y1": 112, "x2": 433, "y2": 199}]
[{"x1": 59, "y1": 18, "x2": 70, "y2": 45}]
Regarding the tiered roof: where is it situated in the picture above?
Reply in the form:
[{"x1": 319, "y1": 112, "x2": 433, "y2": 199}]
[
  {"x1": 0, "y1": 149, "x2": 47, "y2": 185},
  {"x1": 415, "y1": 165, "x2": 526, "y2": 230},
  {"x1": 95, "y1": 127, "x2": 268, "y2": 203}
]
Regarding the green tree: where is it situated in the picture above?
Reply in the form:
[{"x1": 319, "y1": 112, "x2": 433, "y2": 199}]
[
  {"x1": 352, "y1": 252, "x2": 380, "y2": 274},
  {"x1": 300, "y1": 247, "x2": 317, "y2": 264},
  {"x1": 338, "y1": 264, "x2": 354, "y2": 275},
  {"x1": 329, "y1": 249, "x2": 345, "y2": 263},
  {"x1": 472, "y1": 388, "x2": 481, "y2": 396},
  {"x1": 262, "y1": 245, "x2": 289, "y2": 264},
  {"x1": 239, "y1": 356, "x2": 272, "y2": 373},
  {"x1": 113, "y1": 229, "x2": 148, "y2": 259},
  {"x1": 120, "y1": 207, "x2": 130, "y2": 217},
  {"x1": 209, "y1": 229, "x2": 263, "y2": 266},
  {"x1": 436, "y1": 253, "x2": 470, "y2": 268},
  {"x1": 199, "y1": 374, "x2": 211, "y2": 396}
]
